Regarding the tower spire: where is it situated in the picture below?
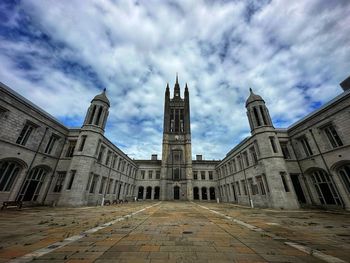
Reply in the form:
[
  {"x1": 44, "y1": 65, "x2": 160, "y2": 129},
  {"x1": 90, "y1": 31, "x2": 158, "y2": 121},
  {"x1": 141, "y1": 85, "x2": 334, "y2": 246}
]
[{"x1": 176, "y1": 72, "x2": 179, "y2": 84}]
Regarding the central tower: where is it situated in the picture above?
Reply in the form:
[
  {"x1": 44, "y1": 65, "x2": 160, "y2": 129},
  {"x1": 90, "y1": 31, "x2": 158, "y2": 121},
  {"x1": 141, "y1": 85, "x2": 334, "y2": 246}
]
[{"x1": 160, "y1": 75, "x2": 193, "y2": 200}]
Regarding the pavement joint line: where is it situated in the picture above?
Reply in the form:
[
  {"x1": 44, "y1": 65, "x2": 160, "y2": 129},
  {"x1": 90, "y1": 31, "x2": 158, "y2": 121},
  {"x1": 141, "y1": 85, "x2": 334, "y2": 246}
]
[
  {"x1": 6, "y1": 202, "x2": 161, "y2": 263},
  {"x1": 194, "y1": 202, "x2": 347, "y2": 263}
]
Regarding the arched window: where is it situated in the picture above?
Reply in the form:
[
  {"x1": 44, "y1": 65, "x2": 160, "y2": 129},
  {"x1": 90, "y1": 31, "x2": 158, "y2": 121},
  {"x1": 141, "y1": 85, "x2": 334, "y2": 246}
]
[
  {"x1": 338, "y1": 164, "x2": 350, "y2": 193},
  {"x1": 95, "y1": 106, "x2": 103, "y2": 125},
  {"x1": 259, "y1": 106, "x2": 268, "y2": 125},
  {"x1": 253, "y1": 107, "x2": 261, "y2": 126},
  {"x1": 310, "y1": 170, "x2": 341, "y2": 206},
  {"x1": 0, "y1": 161, "x2": 21, "y2": 192},
  {"x1": 19, "y1": 167, "x2": 48, "y2": 201},
  {"x1": 88, "y1": 105, "x2": 96, "y2": 124}
]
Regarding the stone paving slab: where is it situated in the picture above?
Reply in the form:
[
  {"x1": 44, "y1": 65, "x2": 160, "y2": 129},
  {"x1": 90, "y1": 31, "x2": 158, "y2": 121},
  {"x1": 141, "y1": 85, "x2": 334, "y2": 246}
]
[{"x1": 1, "y1": 202, "x2": 349, "y2": 262}]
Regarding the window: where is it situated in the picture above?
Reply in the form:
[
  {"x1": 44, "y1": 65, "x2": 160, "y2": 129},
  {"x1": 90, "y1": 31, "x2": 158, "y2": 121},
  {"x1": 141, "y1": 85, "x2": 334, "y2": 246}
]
[
  {"x1": 232, "y1": 159, "x2": 237, "y2": 172},
  {"x1": 228, "y1": 162, "x2": 233, "y2": 173},
  {"x1": 260, "y1": 106, "x2": 268, "y2": 125},
  {"x1": 45, "y1": 135, "x2": 58, "y2": 154},
  {"x1": 112, "y1": 156, "x2": 117, "y2": 168},
  {"x1": 242, "y1": 152, "x2": 249, "y2": 167},
  {"x1": 156, "y1": 170, "x2": 161, "y2": 179},
  {"x1": 280, "y1": 142, "x2": 291, "y2": 159},
  {"x1": 0, "y1": 161, "x2": 20, "y2": 192},
  {"x1": 241, "y1": 180, "x2": 247, "y2": 195},
  {"x1": 86, "y1": 173, "x2": 93, "y2": 191},
  {"x1": 113, "y1": 180, "x2": 118, "y2": 194},
  {"x1": 172, "y1": 150, "x2": 182, "y2": 163},
  {"x1": 299, "y1": 136, "x2": 313, "y2": 156},
  {"x1": 280, "y1": 172, "x2": 290, "y2": 192},
  {"x1": 236, "y1": 181, "x2": 241, "y2": 195},
  {"x1": 78, "y1": 135, "x2": 87, "y2": 151},
  {"x1": 262, "y1": 173, "x2": 269, "y2": 192},
  {"x1": 0, "y1": 105, "x2": 8, "y2": 118},
  {"x1": 89, "y1": 174, "x2": 99, "y2": 193},
  {"x1": 237, "y1": 156, "x2": 242, "y2": 170},
  {"x1": 16, "y1": 123, "x2": 34, "y2": 145},
  {"x1": 323, "y1": 125, "x2": 343, "y2": 148},
  {"x1": 256, "y1": 176, "x2": 266, "y2": 195},
  {"x1": 338, "y1": 165, "x2": 350, "y2": 193},
  {"x1": 99, "y1": 177, "x2": 106, "y2": 194},
  {"x1": 95, "y1": 106, "x2": 103, "y2": 125},
  {"x1": 253, "y1": 107, "x2": 261, "y2": 126},
  {"x1": 118, "y1": 158, "x2": 122, "y2": 171},
  {"x1": 107, "y1": 179, "x2": 113, "y2": 194},
  {"x1": 209, "y1": 171, "x2": 213, "y2": 180},
  {"x1": 201, "y1": 171, "x2": 205, "y2": 180},
  {"x1": 173, "y1": 167, "x2": 180, "y2": 180},
  {"x1": 249, "y1": 147, "x2": 258, "y2": 165},
  {"x1": 53, "y1": 172, "x2": 66, "y2": 192},
  {"x1": 248, "y1": 178, "x2": 257, "y2": 195},
  {"x1": 141, "y1": 170, "x2": 145, "y2": 179},
  {"x1": 97, "y1": 145, "x2": 105, "y2": 163},
  {"x1": 66, "y1": 170, "x2": 76, "y2": 190},
  {"x1": 105, "y1": 151, "x2": 111, "y2": 165},
  {"x1": 269, "y1": 136, "x2": 278, "y2": 153},
  {"x1": 193, "y1": 171, "x2": 198, "y2": 180},
  {"x1": 65, "y1": 140, "x2": 76, "y2": 157},
  {"x1": 148, "y1": 170, "x2": 153, "y2": 179}
]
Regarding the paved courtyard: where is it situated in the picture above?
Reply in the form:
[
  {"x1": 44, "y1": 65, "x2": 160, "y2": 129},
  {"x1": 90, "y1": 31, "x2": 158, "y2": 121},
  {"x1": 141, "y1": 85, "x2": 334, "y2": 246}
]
[{"x1": 0, "y1": 202, "x2": 349, "y2": 263}]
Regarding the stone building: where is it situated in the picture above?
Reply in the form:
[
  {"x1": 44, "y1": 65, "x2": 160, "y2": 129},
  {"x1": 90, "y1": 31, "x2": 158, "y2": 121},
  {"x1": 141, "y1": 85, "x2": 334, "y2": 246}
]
[{"x1": 0, "y1": 75, "x2": 349, "y2": 210}]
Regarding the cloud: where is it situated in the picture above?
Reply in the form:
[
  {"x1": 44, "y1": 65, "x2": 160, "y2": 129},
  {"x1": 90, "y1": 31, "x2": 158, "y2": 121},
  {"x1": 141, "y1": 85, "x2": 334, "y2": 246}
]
[{"x1": 0, "y1": 0, "x2": 349, "y2": 159}]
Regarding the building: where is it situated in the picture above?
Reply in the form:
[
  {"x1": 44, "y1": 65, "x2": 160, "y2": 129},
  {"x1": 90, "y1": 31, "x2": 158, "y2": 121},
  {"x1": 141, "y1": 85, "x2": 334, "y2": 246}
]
[{"x1": 0, "y1": 76, "x2": 349, "y2": 210}]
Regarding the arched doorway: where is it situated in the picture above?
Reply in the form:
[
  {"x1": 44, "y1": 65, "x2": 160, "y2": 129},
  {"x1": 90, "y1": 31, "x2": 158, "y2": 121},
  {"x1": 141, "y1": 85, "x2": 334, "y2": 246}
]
[
  {"x1": 18, "y1": 167, "x2": 48, "y2": 201},
  {"x1": 0, "y1": 160, "x2": 22, "y2": 192},
  {"x1": 209, "y1": 187, "x2": 216, "y2": 200},
  {"x1": 310, "y1": 170, "x2": 341, "y2": 206},
  {"x1": 201, "y1": 187, "x2": 208, "y2": 200},
  {"x1": 154, "y1": 186, "x2": 160, "y2": 200},
  {"x1": 146, "y1": 186, "x2": 152, "y2": 199},
  {"x1": 174, "y1": 186, "x2": 180, "y2": 200},
  {"x1": 137, "y1": 186, "x2": 144, "y2": 199},
  {"x1": 193, "y1": 187, "x2": 199, "y2": 200}
]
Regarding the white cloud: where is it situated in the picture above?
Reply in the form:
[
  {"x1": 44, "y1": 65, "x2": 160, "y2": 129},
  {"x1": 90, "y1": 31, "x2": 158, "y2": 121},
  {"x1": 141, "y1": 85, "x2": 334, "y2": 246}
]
[{"x1": 0, "y1": 0, "x2": 349, "y2": 159}]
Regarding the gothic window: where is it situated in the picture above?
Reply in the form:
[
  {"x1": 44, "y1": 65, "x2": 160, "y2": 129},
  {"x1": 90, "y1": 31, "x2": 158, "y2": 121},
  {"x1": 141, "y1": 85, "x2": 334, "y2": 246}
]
[
  {"x1": 66, "y1": 140, "x2": 76, "y2": 157},
  {"x1": 66, "y1": 170, "x2": 76, "y2": 190},
  {"x1": 280, "y1": 142, "x2": 291, "y2": 159},
  {"x1": 53, "y1": 172, "x2": 66, "y2": 193},
  {"x1": 338, "y1": 165, "x2": 350, "y2": 193},
  {"x1": 45, "y1": 134, "x2": 59, "y2": 154},
  {"x1": 299, "y1": 136, "x2": 313, "y2": 157},
  {"x1": 0, "y1": 161, "x2": 21, "y2": 192},
  {"x1": 269, "y1": 136, "x2": 278, "y2": 153},
  {"x1": 16, "y1": 122, "x2": 35, "y2": 146},
  {"x1": 78, "y1": 136, "x2": 87, "y2": 151},
  {"x1": 18, "y1": 167, "x2": 47, "y2": 201},
  {"x1": 323, "y1": 124, "x2": 343, "y2": 148},
  {"x1": 173, "y1": 167, "x2": 180, "y2": 180}
]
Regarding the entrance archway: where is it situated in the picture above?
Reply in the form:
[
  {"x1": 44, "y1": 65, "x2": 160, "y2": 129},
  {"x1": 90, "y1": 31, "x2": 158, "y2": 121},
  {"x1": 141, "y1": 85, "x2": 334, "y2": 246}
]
[
  {"x1": 193, "y1": 187, "x2": 199, "y2": 200},
  {"x1": 154, "y1": 186, "x2": 160, "y2": 200},
  {"x1": 174, "y1": 186, "x2": 180, "y2": 200},
  {"x1": 201, "y1": 187, "x2": 208, "y2": 200},
  {"x1": 209, "y1": 187, "x2": 216, "y2": 200},
  {"x1": 146, "y1": 186, "x2": 152, "y2": 199},
  {"x1": 137, "y1": 186, "x2": 144, "y2": 199}
]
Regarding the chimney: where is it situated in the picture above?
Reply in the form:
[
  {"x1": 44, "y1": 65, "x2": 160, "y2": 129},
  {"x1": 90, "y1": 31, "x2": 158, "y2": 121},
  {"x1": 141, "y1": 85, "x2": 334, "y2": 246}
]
[
  {"x1": 151, "y1": 154, "x2": 157, "y2": 160},
  {"x1": 340, "y1": 76, "x2": 350, "y2": 91},
  {"x1": 196, "y1": 155, "x2": 202, "y2": 161}
]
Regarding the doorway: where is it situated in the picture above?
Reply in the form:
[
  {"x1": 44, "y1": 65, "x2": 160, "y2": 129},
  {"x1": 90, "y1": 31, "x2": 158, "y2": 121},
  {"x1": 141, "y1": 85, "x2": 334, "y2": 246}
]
[
  {"x1": 310, "y1": 170, "x2": 341, "y2": 206},
  {"x1": 154, "y1": 186, "x2": 160, "y2": 200},
  {"x1": 137, "y1": 186, "x2": 144, "y2": 200},
  {"x1": 146, "y1": 186, "x2": 152, "y2": 199},
  {"x1": 201, "y1": 187, "x2": 208, "y2": 200},
  {"x1": 209, "y1": 187, "x2": 216, "y2": 200},
  {"x1": 174, "y1": 186, "x2": 180, "y2": 200},
  {"x1": 193, "y1": 187, "x2": 199, "y2": 200},
  {"x1": 19, "y1": 167, "x2": 47, "y2": 202},
  {"x1": 290, "y1": 174, "x2": 306, "y2": 204}
]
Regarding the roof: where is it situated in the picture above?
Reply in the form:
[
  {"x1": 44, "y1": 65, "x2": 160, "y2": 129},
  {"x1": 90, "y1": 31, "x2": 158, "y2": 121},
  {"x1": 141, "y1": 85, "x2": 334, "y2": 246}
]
[
  {"x1": 92, "y1": 89, "x2": 110, "y2": 106},
  {"x1": 245, "y1": 88, "x2": 264, "y2": 107}
]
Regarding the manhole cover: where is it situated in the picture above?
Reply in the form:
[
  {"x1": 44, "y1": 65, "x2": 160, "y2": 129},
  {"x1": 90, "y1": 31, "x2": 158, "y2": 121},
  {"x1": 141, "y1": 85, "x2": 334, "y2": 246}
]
[{"x1": 183, "y1": 231, "x2": 193, "y2": 234}]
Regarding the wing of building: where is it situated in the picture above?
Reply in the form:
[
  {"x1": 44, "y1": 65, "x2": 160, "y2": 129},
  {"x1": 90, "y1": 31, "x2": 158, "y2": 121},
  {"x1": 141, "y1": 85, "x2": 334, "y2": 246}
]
[{"x1": 0, "y1": 76, "x2": 349, "y2": 210}]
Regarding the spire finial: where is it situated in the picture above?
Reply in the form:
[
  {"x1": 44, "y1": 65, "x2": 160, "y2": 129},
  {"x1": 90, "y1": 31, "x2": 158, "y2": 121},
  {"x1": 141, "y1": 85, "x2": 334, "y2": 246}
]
[
  {"x1": 185, "y1": 82, "x2": 188, "y2": 89},
  {"x1": 103, "y1": 88, "x2": 106, "y2": 93},
  {"x1": 176, "y1": 72, "x2": 179, "y2": 84},
  {"x1": 249, "y1": 87, "x2": 252, "y2": 93}
]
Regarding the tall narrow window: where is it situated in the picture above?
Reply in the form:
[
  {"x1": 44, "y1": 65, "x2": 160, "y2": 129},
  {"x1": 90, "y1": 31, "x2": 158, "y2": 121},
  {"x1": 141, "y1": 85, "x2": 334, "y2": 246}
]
[
  {"x1": 88, "y1": 105, "x2": 96, "y2": 124},
  {"x1": 97, "y1": 145, "x2": 105, "y2": 163},
  {"x1": 262, "y1": 173, "x2": 270, "y2": 192},
  {"x1": 173, "y1": 168, "x2": 180, "y2": 180},
  {"x1": 148, "y1": 170, "x2": 153, "y2": 179},
  {"x1": 253, "y1": 107, "x2": 261, "y2": 126},
  {"x1": 338, "y1": 165, "x2": 350, "y2": 193},
  {"x1": 105, "y1": 150, "x2": 111, "y2": 165},
  {"x1": 280, "y1": 172, "x2": 290, "y2": 192},
  {"x1": 95, "y1": 106, "x2": 103, "y2": 125},
  {"x1": 156, "y1": 170, "x2": 160, "y2": 179},
  {"x1": 241, "y1": 180, "x2": 247, "y2": 195},
  {"x1": 141, "y1": 170, "x2": 145, "y2": 179},
  {"x1": 66, "y1": 140, "x2": 76, "y2": 157},
  {"x1": 236, "y1": 181, "x2": 241, "y2": 195},
  {"x1": 86, "y1": 173, "x2": 93, "y2": 191},
  {"x1": 99, "y1": 177, "x2": 106, "y2": 194},
  {"x1": 201, "y1": 171, "x2": 206, "y2": 180},
  {"x1": 193, "y1": 171, "x2": 198, "y2": 180},
  {"x1": 16, "y1": 123, "x2": 34, "y2": 146},
  {"x1": 269, "y1": 136, "x2": 278, "y2": 153},
  {"x1": 78, "y1": 136, "x2": 87, "y2": 151},
  {"x1": 66, "y1": 170, "x2": 76, "y2": 190},
  {"x1": 107, "y1": 179, "x2": 113, "y2": 194},
  {"x1": 323, "y1": 125, "x2": 343, "y2": 148},
  {"x1": 0, "y1": 161, "x2": 21, "y2": 192},
  {"x1": 249, "y1": 147, "x2": 258, "y2": 165},
  {"x1": 260, "y1": 106, "x2": 268, "y2": 125},
  {"x1": 280, "y1": 142, "x2": 291, "y2": 159},
  {"x1": 53, "y1": 172, "x2": 66, "y2": 192},
  {"x1": 256, "y1": 176, "x2": 266, "y2": 195},
  {"x1": 299, "y1": 136, "x2": 313, "y2": 156},
  {"x1": 45, "y1": 135, "x2": 58, "y2": 154},
  {"x1": 232, "y1": 159, "x2": 237, "y2": 172},
  {"x1": 209, "y1": 171, "x2": 213, "y2": 180},
  {"x1": 243, "y1": 152, "x2": 249, "y2": 167},
  {"x1": 89, "y1": 174, "x2": 99, "y2": 193}
]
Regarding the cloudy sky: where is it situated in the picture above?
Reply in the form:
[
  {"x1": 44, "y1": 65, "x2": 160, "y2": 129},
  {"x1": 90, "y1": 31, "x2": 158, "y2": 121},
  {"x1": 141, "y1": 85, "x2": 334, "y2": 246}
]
[{"x1": 0, "y1": 0, "x2": 349, "y2": 160}]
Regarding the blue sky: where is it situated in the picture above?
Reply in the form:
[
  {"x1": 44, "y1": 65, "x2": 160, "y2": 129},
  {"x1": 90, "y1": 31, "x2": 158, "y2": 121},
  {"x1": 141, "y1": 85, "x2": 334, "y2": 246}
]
[{"x1": 0, "y1": 0, "x2": 349, "y2": 160}]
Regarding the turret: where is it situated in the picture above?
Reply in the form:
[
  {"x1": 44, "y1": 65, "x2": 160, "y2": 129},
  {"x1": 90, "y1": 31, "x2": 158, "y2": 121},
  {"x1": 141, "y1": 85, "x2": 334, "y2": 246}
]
[
  {"x1": 184, "y1": 83, "x2": 191, "y2": 134},
  {"x1": 83, "y1": 89, "x2": 110, "y2": 132},
  {"x1": 163, "y1": 83, "x2": 170, "y2": 133},
  {"x1": 245, "y1": 88, "x2": 273, "y2": 133}
]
